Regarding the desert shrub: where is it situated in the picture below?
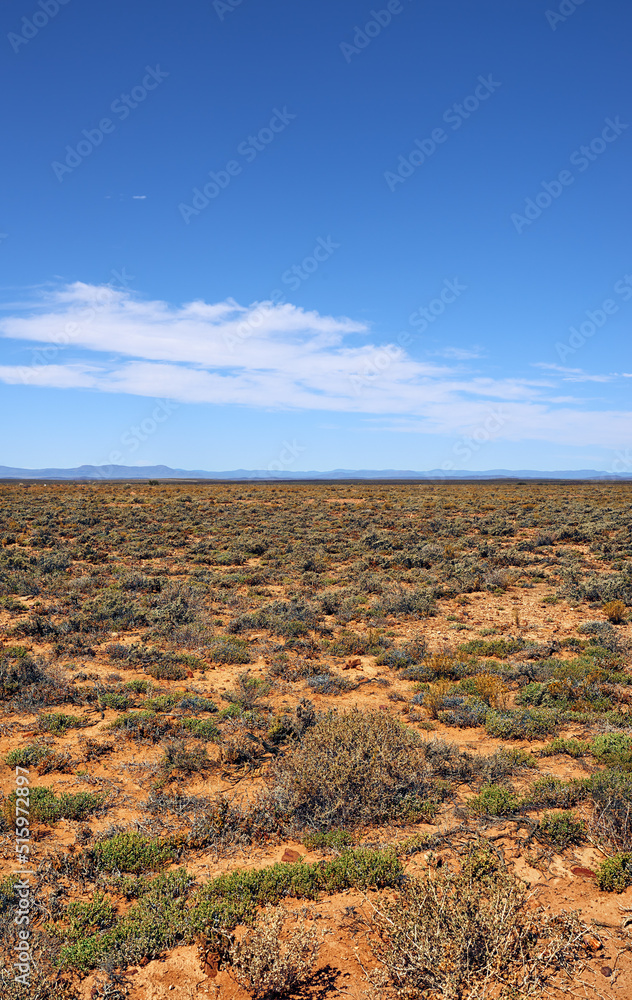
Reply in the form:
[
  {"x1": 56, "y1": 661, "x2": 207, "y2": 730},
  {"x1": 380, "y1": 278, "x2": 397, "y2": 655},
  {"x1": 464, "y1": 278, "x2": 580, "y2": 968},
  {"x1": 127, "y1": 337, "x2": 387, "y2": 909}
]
[
  {"x1": 225, "y1": 671, "x2": 269, "y2": 710},
  {"x1": 590, "y1": 732, "x2": 632, "y2": 767},
  {"x1": 595, "y1": 853, "x2": 632, "y2": 892},
  {"x1": 148, "y1": 581, "x2": 205, "y2": 633},
  {"x1": 468, "y1": 783, "x2": 520, "y2": 816},
  {"x1": 375, "y1": 648, "x2": 412, "y2": 669},
  {"x1": 229, "y1": 600, "x2": 317, "y2": 638},
  {"x1": 124, "y1": 678, "x2": 148, "y2": 693},
  {"x1": 60, "y1": 892, "x2": 117, "y2": 939},
  {"x1": 583, "y1": 769, "x2": 632, "y2": 849},
  {"x1": 423, "y1": 680, "x2": 452, "y2": 719},
  {"x1": 306, "y1": 672, "x2": 354, "y2": 695},
  {"x1": 484, "y1": 707, "x2": 559, "y2": 740},
  {"x1": 207, "y1": 637, "x2": 252, "y2": 664},
  {"x1": 438, "y1": 697, "x2": 490, "y2": 730},
  {"x1": 537, "y1": 811, "x2": 586, "y2": 849},
  {"x1": 178, "y1": 695, "x2": 217, "y2": 714},
  {"x1": 92, "y1": 832, "x2": 178, "y2": 873},
  {"x1": 60, "y1": 849, "x2": 401, "y2": 971},
  {"x1": 468, "y1": 672, "x2": 508, "y2": 709},
  {"x1": 5, "y1": 744, "x2": 48, "y2": 767},
  {"x1": 478, "y1": 747, "x2": 538, "y2": 782},
  {"x1": 37, "y1": 712, "x2": 87, "y2": 735},
  {"x1": 369, "y1": 864, "x2": 587, "y2": 999},
  {"x1": 181, "y1": 717, "x2": 220, "y2": 740},
  {"x1": 371, "y1": 585, "x2": 436, "y2": 618},
  {"x1": 302, "y1": 829, "x2": 354, "y2": 852},
  {"x1": 99, "y1": 691, "x2": 130, "y2": 711},
  {"x1": 227, "y1": 907, "x2": 320, "y2": 999},
  {"x1": 540, "y1": 737, "x2": 591, "y2": 758},
  {"x1": 108, "y1": 710, "x2": 175, "y2": 742},
  {"x1": 155, "y1": 740, "x2": 211, "y2": 783},
  {"x1": 267, "y1": 710, "x2": 435, "y2": 829},
  {"x1": 0, "y1": 645, "x2": 45, "y2": 698},
  {"x1": 146, "y1": 661, "x2": 188, "y2": 681},
  {"x1": 603, "y1": 599, "x2": 627, "y2": 623},
  {"x1": 576, "y1": 620, "x2": 621, "y2": 651},
  {"x1": 4, "y1": 786, "x2": 104, "y2": 824},
  {"x1": 525, "y1": 776, "x2": 584, "y2": 810},
  {"x1": 460, "y1": 638, "x2": 524, "y2": 658}
]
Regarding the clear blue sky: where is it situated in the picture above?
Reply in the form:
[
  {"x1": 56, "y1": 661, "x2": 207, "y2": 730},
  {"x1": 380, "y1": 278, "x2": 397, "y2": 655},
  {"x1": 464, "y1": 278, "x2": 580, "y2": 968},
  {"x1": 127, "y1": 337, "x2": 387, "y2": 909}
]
[{"x1": 1, "y1": 0, "x2": 630, "y2": 472}]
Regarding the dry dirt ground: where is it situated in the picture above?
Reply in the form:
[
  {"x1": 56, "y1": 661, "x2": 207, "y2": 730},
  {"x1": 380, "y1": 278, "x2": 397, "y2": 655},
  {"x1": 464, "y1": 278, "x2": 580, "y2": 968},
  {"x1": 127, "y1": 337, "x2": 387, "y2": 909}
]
[{"x1": 0, "y1": 480, "x2": 631, "y2": 999}]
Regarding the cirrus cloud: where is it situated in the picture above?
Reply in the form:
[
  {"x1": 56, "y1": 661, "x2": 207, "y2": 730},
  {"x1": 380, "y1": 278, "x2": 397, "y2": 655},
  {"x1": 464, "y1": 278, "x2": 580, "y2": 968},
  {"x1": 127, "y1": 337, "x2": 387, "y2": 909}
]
[{"x1": 0, "y1": 282, "x2": 631, "y2": 449}]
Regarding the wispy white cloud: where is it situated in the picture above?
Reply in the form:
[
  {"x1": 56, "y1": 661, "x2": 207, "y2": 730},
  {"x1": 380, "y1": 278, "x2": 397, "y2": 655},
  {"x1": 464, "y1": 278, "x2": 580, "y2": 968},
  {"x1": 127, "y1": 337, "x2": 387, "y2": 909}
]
[
  {"x1": 1, "y1": 283, "x2": 631, "y2": 449},
  {"x1": 533, "y1": 362, "x2": 626, "y2": 383},
  {"x1": 430, "y1": 346, "x2": 484, "y2": 360}
]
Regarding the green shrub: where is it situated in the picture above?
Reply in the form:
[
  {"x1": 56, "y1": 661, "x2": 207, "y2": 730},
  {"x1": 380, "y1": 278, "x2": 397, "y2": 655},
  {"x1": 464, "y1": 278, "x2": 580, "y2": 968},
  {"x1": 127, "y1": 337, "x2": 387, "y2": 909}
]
[
  {"x1": 540, "y1": 737, "x2": 590, "y2": 758},
  {"x1": 59, "y1": 849, "x2": 402, "y2": 971},
  {"x1": 302, "y1": 829, "x2": 354, "y2": 852},
  {"x1": 208, "y1": 638, "x2": 252, "y2": 664},
  {"x1": 591, "y1": 732, "x2": 632, "y2": 768},
  {"x1": 38, "y1": 712, "x2": 87, "y2": 735},
  {"x1": 485, "y1": 708, "x2": 559, "y2": 740},
  {"x1": 537, "y1": 811, "x2": 586, "y2": 849},
  {"x1": 5, "y1": 744, "x2": 48, "y2": 767},
  {"x1": 92, "y1": 832, "x2": 178, "y2": 873},
  {"x1": 99, "y1": 691, "x2": 131, "y2": 711},
  {"x1": 125, "y1": 678, "x2": 149, "y2": 693},
  {"x1": 525, "y1": 776, "x2": 584, "y2": 810},
  {"x1": 181, "y1": 717, "x2": 219, "y2": 740},
  {"x1": 595, "y1": 853, "x2": 632, "y2": 892},
  {"x1": 146, "y1": 662, "x2": 188, "y2": 681},
  {"x1": 4, "y1": 786, "x2": 104, "y2": 824},
  {"x1": 460, "y1": 638, "x2": 524, "y2": 658},
  {"x1": 62, "y1": 892, "x2": 117, "y2": 939},
  {"x1": 468, "y1": 784, "x2": 520, "y2": 816}
]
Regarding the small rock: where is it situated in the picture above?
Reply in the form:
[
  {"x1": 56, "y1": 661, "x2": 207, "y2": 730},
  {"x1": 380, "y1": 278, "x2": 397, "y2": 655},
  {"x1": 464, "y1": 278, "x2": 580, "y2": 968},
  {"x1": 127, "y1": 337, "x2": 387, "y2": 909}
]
[
  {"x1": 281, "y1": 849, "x2": 301, "y2": 863},
  {"x1": 571, "y1": 866, "x2": 596, "y2": 878},
  {"x1": 344, "y1": 657, "x2": 361, "y2": 670},
  {"x1": 601, "y1": 966, "x2": 613, "y2": 978},
  {"x1": 582, "y1": 933, "x2": 603, "y2": 952}
]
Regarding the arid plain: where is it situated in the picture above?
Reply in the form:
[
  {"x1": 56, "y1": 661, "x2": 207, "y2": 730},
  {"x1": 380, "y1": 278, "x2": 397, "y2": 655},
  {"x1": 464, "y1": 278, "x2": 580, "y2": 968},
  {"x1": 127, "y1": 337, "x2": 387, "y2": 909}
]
[{"x1": 1, "y1": 480, "x2": 631, "y2": 1000}]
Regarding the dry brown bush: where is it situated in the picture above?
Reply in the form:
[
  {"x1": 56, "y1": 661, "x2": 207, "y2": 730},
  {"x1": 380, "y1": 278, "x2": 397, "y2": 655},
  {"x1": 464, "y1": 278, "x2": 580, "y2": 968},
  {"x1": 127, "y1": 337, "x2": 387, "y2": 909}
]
[
  {"x1": 368, "y1": 864, "x2": 590, "y2": 999},
  {"x1": 268, "y1": 709, "x2": 432, "y2": 828},
  {"x1": 228, "y1": 906, "x2": 320, "y2": 999}
]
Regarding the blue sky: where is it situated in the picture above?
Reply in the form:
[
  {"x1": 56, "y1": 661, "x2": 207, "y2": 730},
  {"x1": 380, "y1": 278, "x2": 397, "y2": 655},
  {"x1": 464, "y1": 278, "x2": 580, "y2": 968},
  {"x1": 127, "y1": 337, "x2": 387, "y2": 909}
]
[{"x1": 1, "y1": 0, "x2": 631, "y2": 472}]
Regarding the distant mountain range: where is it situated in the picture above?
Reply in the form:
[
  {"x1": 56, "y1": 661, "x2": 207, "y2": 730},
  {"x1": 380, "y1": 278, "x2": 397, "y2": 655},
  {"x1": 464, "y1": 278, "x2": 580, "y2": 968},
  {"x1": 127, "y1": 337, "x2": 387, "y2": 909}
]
[{"x1": 0, "y1": 464, "x2": 628, "y2": 481}]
